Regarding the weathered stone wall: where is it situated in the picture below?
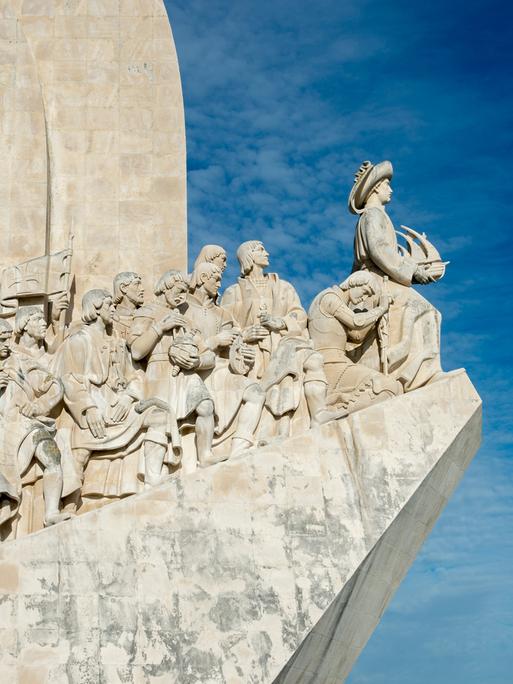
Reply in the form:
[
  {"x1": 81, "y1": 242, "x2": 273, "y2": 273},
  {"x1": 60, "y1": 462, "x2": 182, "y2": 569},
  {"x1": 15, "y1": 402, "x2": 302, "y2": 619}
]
[
  {"x1": 0, "y1": 0, "x2": 187, "y2": 306},
  {"x1": 0, "y1": 371, "x2": 481, "y2": 683}
]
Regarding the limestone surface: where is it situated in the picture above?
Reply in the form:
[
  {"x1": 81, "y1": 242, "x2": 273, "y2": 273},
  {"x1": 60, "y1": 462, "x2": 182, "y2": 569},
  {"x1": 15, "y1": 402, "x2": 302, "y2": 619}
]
[
  {"x1": 0, "y1": 370, "x2": 481, "y2": 682},
  {"x1": 0, "y1": 0, "x2": 187, "y2": 306}
]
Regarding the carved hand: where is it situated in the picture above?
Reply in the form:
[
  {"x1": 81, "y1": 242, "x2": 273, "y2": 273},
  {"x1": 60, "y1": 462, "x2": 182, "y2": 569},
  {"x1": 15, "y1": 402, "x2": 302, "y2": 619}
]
[
  {"x1": 111, "y1": 394, "x2": 133, "y2": 423},
  {"x1": 86, "y1": 407, "x2": 106, "y2": 439},
  {"x1": 413, "y1": 265, "x2": 435, "y2": 285},
  {"x1": 215, "y1": 330, "x2": 238, "y2": 348},
  {"x1": 51, "y1": 291, "x2": 70, "y2": 321},
  {"x1": 157, "y1": 312, "x2": 188, "y2": 334},
  {"x1": 260, "y1": 314, "x2": 286, "y2": 332},
  {"x1": 169, "y1": 347, "x2": 200, "y2": 371},
  {"x1": 378, "y1": 293, "x2": 392, "y2": 310},
  {"x1": 243, "y1": 325, "x2": 269, "y2": 342},
  {"x1": 19, "y1": 401, "x2": 38, "y2": 418},
  {"x1": 240, "y1": 344, "x2": 256, "y2": 363}
]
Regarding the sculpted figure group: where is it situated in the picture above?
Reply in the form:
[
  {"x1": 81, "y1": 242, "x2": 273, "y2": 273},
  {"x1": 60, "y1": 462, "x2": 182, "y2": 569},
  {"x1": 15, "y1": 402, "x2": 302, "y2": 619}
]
[{"x1": 0, "y1": 161, "x2": 447, "y2": 540}]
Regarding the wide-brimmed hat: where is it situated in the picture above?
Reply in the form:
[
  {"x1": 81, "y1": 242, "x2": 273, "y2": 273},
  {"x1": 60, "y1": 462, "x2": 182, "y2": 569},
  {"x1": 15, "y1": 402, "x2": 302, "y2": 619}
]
[{"x1": 348, "y1": 160, "x2": 393, "y2": 214}]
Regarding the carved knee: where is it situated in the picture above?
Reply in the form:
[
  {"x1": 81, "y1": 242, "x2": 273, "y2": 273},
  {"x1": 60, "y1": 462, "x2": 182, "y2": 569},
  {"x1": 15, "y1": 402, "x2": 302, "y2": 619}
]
[
  {"x1": 242, "y1": 383, "x2": 265, "y2": 404},
  {"x1": 34, "y1": 433, "x2": 61, "y2": 471},
  {"x1": 196, "y1": 398, "x2": 214, "y2": 417}
]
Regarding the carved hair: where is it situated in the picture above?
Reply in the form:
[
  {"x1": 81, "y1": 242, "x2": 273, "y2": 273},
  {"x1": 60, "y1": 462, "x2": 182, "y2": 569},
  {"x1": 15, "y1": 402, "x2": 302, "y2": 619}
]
[
  {"x1": 340, "y1": 270, "x2": 380, "y2": 294},
  {"x1": 82, "y1": 289, "x2": 111, "y2": 323},
  {"x1": 237, "y1": 240, "x2": 263, "y2": 276},
  {"x1": 189, "y1": 262, "x2": 222, "y2": 291},
  {"x1": 154, "y1": 270, "x2": 188, "y2": 297},
  {"x1": 113, "y1": 271, "x2": 140, "y2": 305},
  {"x1": 14, "y1": 305, "x2": 44, "y2": 336},
  {"x1": 193, "y1": 245, "x2": 226, "y2": 272}
]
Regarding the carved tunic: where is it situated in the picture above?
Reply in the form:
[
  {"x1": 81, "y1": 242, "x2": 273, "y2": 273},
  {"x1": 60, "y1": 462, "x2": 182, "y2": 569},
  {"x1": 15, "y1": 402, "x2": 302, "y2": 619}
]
[
  {"x1": 130, "y1": 302, "x2": 213, "y2": 423},
  {"x1": 186, "y1": 294, "x2": 256, "y2": 436}
]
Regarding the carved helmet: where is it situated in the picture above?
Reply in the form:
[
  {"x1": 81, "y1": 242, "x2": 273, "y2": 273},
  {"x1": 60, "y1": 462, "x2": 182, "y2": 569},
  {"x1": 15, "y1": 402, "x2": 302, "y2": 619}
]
[{"x1": 348, "y1": 160, "x2": 393, "y2": 214}]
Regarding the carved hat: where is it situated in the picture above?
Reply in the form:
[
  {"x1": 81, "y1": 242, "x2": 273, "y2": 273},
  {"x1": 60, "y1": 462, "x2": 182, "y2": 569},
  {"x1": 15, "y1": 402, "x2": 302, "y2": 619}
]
[{"x1": 348, "y1": 160, "x2": 393, "y2": 214}]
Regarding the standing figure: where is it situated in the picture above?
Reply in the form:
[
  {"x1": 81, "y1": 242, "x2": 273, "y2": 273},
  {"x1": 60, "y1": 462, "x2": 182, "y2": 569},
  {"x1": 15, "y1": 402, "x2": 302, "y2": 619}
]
[
  {"x1": 348, "y1": 160, "x2": 444, "y2": 390},
  {"x1": 308, "y1": 271, "x2": 402, "y2": 414},
  {"x1": 187, "y1": 261, "x2": 265, "y2": 457},
  {"x1": 221, "y1": 241, "x2": 333, "y2": 437},
  {"x1": 55, "y1": 289, "x2": 173, "y2": 504},
  {"x1": 112, "y1": 271, "x2": 145, "y2": 342},
  {"x1": 0, "y1": 317, "x2": 70, "y2": 539},
  {"x1": 130, "y1": 270, "x2": 222, "y2": 468}
]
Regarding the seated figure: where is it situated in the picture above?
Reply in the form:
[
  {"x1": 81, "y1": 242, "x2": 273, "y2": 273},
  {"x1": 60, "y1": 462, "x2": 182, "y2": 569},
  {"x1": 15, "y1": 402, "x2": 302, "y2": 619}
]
[
  {"x1": 0, "y1": 316, "x2": 70, "y2": 539},
  {"x1": 187, "y1": 261, "x2": 265, "y2": 457},
  {"x1": 308, "y1": 271, "x2": 402, "y2": 413},
  {"x1": 130, "y1": 270, "x2": 223, "y2": 468},
  {"x1": 55, "y1": 289, "x2": 174, "y2": 505},
  {"x1": 221, "y1": 240, "x2": 334, "y2": 437}
]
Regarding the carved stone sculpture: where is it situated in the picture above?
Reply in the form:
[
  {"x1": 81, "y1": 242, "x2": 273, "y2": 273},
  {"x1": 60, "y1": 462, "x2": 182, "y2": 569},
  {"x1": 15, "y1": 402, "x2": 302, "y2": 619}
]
[
  {"x1": 55, "y1": 289, "x2": 174, "y2": 506},
  {"x1": 348, "y1": 160, "x2": 445, "y2": 390},
  {"x1": 221, "y1": 241, "x2": 334, "y2": 438},
  {"x1": 188, "y1": 261, "x2": 265, "y2": 457},
  {"x1": 130, "y1": 271, "x2": 223, "y2": 469},
  {"x1": 0, "y1": 315, "x2": 70, "y2": 540},
  {"x1": 193, "y1": 244, "x2": 228, "y2": 273},
  {"x1": 113, "y1": 271, "x2": 145, "y2": 341},
  {"x1": 308, "y1": 271, "x2": 402, "y2": 413}
]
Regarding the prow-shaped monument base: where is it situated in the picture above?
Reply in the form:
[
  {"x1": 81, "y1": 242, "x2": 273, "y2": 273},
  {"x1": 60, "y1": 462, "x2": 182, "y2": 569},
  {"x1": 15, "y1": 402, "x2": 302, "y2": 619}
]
[{"x1": 0, "y1": 371, "x2": 481, "y2": 683}]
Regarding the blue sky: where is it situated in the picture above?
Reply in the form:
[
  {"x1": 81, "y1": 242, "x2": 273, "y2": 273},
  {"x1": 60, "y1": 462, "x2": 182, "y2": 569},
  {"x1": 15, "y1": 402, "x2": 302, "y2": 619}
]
[{"x1": 166, "y1": 0, "x2": 513, "y2": 680}]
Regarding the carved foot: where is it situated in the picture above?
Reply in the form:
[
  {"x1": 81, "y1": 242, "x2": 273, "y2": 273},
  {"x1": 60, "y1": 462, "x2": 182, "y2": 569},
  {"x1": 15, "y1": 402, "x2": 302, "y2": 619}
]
[
  {"x1": 311, "y1": 408, "x2": 346, "y2": 427},
  {"x1": 230, "y1": 437, "x2": 253, "y2": 459},
  {"x1": 44, "y1": 511, "x2": 74, "y2": 527},
  {"x1": 198, "y1": 451, "x2": 229, "y2": 468}
]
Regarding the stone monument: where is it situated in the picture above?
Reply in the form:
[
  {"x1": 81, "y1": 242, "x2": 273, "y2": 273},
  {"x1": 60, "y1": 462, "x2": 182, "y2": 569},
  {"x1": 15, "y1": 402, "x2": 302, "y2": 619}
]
[{"x1": 0, "y1": 2, "x2": 481, "y2": 682}]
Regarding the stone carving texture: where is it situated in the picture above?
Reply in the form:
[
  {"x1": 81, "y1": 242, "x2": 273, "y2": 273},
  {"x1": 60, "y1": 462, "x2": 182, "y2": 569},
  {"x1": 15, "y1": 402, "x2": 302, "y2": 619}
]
[
  {"x1": 0, "y1": 371, "x2": 481, "y2": 682},
  {"x1": 1, "y1": 0, "x2": 187, "y2": 307},
  {"x1": 0, "y1": 3, "x2": 482, "y2": 680}
]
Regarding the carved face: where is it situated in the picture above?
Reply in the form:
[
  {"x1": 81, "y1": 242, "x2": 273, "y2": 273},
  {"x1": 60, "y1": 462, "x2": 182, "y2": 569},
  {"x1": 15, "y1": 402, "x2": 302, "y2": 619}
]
[
  {"x1": 347, "y1": 284, "x2": 374, "y2": 310},
  {"x1": 25, "y1": 312, "x2": 47, "y2": 341},
  {"x1": 164, "y1": 280, "x2": 188, "y2": 309},
  {"x1": 251, "y1": 242, "x2": 269, "y2": 268},
  {"x1": 123, "y1": 276, "x2": 144, "y2": 306},
  {"x1": 212, "y1": 252, "x2": 227, "y2": 272},
  {"x1": 202, "y1": 270, "x2": 222, "y2": 298},
  {"x1": 99, "y1": 296, "x2": 116, "y2": 326},
  {"x1": 0, "y1": 332, "x2": 11, "y2": 358},
  {"x1": 374, "y1": 178, "x2": 393, "y2": 205}
]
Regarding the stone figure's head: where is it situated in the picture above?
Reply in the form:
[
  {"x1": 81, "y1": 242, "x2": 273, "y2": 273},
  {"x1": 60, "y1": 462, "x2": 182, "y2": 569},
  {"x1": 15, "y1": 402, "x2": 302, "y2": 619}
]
[
  {"x1": 348, "y1": 160, "x2": 393, "y2": 214},
  {"x1": 0, "y1": 319, "x2": 12, "y2": 358},
  {"x1": 340, "y1": 271, "x2": 380, "y2": 310},
  {"x1": 190, "y1": 262, "x2": 223, "y2": 299},
  {"x1": 154, "y1": 270, "x2": 189, "y2": 309},
  {"x1": 193, "y1": 245, "x2": 227, "y2": 273},
  {"x1": 237, "y1": 241, "x2": 269, "y2": 276},
  {"x1": 14, "y1": 305, "x2": 47, "y2": 342},
  {"x1": 82, "y1": 289, "x2": 115, "y2": 327},
  {"x1": 113, "y1": 272, "x2": 144, "y2": 307}
]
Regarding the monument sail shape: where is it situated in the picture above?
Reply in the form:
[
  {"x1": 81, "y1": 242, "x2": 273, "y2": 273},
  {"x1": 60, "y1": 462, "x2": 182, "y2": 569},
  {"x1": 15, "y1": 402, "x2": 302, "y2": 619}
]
[{"x1": 0, "y1": 2, "x2": 481, "y2": 683}]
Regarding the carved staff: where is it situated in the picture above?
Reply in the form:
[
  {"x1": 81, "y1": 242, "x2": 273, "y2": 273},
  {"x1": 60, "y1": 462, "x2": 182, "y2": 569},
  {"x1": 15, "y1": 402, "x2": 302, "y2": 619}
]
[
  {"x1": 378, "y1": 276, "x2": 389, "y2": 375},
  {"x1": 56, "y1": 233, "x2": 74, "y2": 342}
]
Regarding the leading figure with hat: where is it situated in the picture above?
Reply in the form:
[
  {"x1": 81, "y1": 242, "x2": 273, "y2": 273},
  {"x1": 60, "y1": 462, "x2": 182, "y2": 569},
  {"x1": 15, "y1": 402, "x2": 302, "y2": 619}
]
[{"x1": 346, "y1": 160, "x2": 445, "y2": 391}]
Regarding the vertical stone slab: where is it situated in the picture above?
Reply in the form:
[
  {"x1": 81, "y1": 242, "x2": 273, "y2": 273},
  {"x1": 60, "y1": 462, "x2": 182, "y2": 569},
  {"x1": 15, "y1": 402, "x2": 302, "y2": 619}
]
[
  {"x1": 0, "y1": 0, "x2": 48, "y2": 263},
  {"x1": 5, "y1": 0, "x2": 186, "y2": 305}
]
